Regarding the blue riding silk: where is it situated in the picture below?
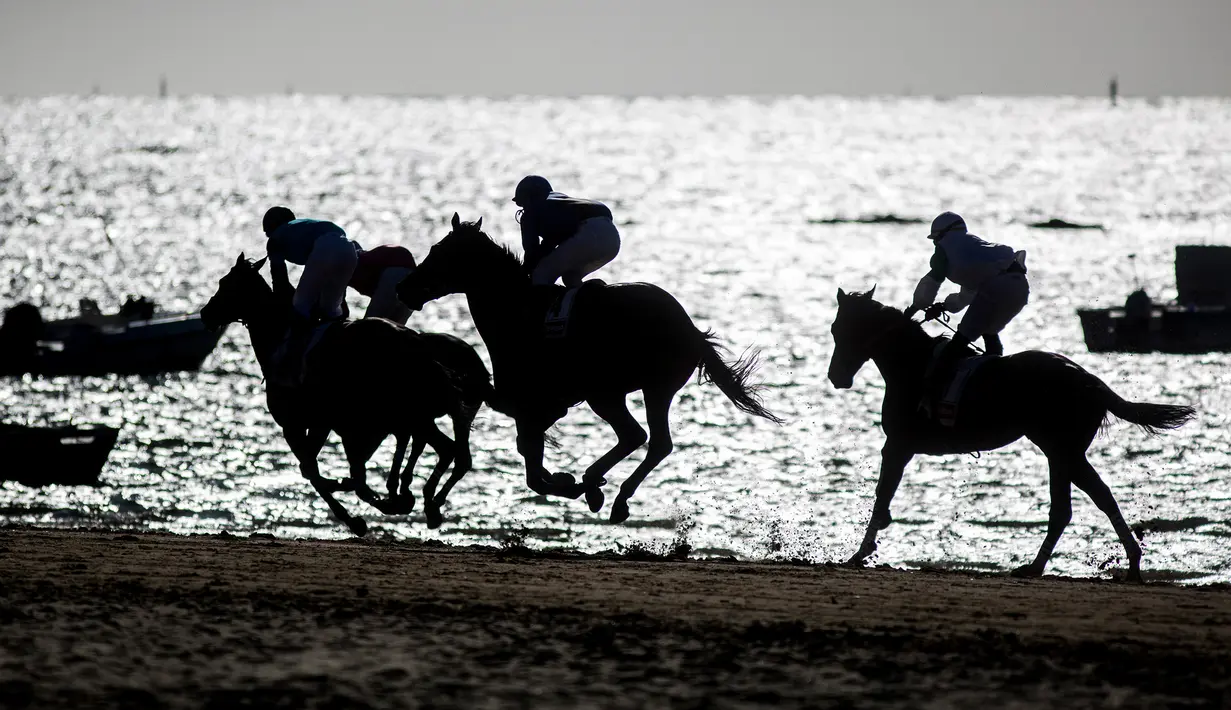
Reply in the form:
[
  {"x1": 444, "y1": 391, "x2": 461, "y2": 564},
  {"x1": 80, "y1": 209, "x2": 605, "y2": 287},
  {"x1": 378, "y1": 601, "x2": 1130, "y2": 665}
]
[
  {"x1": 266, "y1": 219, "x2": 348, "y2": 266},
  {"x1": 520, "y1": 192, "x2": 613, "y2": 254}
]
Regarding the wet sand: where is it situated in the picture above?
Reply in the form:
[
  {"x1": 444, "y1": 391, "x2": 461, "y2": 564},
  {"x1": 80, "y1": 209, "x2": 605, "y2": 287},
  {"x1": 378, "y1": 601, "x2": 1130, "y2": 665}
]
[{"x1": 1, "y1": 529, "x2": 1228, "y2": 709}]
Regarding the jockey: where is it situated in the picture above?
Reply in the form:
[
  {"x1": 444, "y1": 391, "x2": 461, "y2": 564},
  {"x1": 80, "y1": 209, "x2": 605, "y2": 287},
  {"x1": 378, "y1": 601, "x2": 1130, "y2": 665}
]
[
  {"x1": 263, "y1": 206, "x2": 359, "y2": 323},
  {"x1": 906, "y1": 212, "x2": 1030, "y2": 406},
  {"x1": 514, "y1": 176, "x2": 621, "y2": 287},
  {"x1": 350, "y1": 244, "x2": 417, "y2": 326}
]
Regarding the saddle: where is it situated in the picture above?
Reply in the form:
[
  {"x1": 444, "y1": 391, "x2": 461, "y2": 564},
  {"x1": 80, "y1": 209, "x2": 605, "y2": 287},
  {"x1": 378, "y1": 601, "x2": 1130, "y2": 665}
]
[
  {"x1": 542, "y1": 279, "x2": 606, "y2": 339},
  {"x1": 924, "y1": 342, "x2": 994, "y2": 427}
]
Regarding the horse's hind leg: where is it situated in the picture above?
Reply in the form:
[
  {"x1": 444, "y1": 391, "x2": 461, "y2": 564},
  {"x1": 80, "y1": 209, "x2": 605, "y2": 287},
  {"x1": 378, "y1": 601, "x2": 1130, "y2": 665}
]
[
  {"x1": 610, "y1": 386, "x2": 678, "y2": 524},
  {"x1": 1011, "y1": 460, "x2": 1073, "y2": 578},
  {"x1": 418, "y1": 423, "x2": 457, "y2": 530},
  {"x1": 582, "y1": 394, "x2": 648, "y2": 514},
  {"x1": 399, "y1": 436, "x2": 428, "y2": 504},
  {"x1": 431, "y1": 411, "x2": 479, "y2": 511},
  {"x1": 386, "y1": 434, "x2": 409, "y2": 498},
  {"x1": 1069, "y1": 456, "x2": 1143, "y2": 582},
  {"x1": 846, "y1": 443, "x2": 913, "y2": 566},
  {"x1": 343, "y1": 432, "x2": 398, "y2": 514}
]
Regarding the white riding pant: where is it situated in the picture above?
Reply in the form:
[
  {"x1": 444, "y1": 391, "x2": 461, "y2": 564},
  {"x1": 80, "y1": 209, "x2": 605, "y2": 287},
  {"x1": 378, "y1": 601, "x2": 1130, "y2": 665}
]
[
  {"x1": 531, "y1": 217, "x2": 621, "y2": 287},
  {"x1": 363, "y1": 266, "x2": 413, "y2": 326},
  {"x1": 957, "y1": 272, "x2": 1030, "y2": 340},
  {"x1": 293, "y1": 233, "x2": 358, "y2": 320}
]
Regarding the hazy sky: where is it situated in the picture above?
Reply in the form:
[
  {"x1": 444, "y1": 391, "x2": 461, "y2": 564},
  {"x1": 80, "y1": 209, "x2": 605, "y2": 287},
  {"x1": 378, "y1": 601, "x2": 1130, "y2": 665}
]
[{"x1": 2, "y1": 0, "x2": 1228, "y2": 97}]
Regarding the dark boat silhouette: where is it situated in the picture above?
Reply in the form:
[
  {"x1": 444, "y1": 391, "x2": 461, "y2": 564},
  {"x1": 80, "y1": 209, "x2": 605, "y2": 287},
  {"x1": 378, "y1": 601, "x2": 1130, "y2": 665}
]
[
  {"x1": 0, "y1": 423, "x2": 119, "y2": 487},
  {"x1": 1078, "y1": 246, "x2": 1231, "y2": 353},
  {"x1": 1, "y1": 297, "x2": 224, "y2": 377}
]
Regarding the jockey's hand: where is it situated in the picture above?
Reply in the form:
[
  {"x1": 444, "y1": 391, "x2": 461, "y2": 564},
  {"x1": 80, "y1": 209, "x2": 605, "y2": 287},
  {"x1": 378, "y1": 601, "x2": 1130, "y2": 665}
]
[
  {"x1": 922, "y1": 303, "x2": 947, "y2": 321},
  {"x1": 903, "y1": 305, "x2": 920, "y2": 319}
]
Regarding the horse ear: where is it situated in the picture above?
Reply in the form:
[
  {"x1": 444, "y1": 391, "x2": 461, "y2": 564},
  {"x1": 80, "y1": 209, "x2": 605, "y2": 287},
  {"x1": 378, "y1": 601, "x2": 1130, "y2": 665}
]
[
  {"x1": 867, "y1": 285, "x2": 877, "y2": 299},
  {"x1": 236, "y1": 253, "x2": 246, "y2": 267},
  {"x1": 451, "y1": 212, "x2": 461, "y2": 230},
  {"x1": 475, "y1": 216, "x2": 483, "y2": 230},
  {"x1": 837, "y1": 287, "x2": 847, "y2": 302},
  {"x1": 253, "y1": 256, "x2": 268, "y2": 271}
]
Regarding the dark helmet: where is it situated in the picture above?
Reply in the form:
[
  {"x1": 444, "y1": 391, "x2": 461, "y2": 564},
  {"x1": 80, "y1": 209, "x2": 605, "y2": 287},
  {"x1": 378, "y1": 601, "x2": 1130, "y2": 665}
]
[
  {"x1": 928, "y1": 211, "x2": 966, "y2": 239},
  {"x1": 512, "y1": 175, "x2": 552, "y2": 206},
  {"x1": 263, "y1": 206, "x2": 296, "y2": 236}
]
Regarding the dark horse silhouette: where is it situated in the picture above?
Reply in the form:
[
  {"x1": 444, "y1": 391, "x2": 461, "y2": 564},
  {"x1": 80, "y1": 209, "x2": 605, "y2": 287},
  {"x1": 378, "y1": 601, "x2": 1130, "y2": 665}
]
[
  {"x1": 828, "y1": 288, "x2": 1195, "y2": 581},
  {"x1": 201, "y1": 254, "x2": 492, "y2": 535},
  {"x1": 396, "y1": 214, "x2": 782, "y2": 523}
]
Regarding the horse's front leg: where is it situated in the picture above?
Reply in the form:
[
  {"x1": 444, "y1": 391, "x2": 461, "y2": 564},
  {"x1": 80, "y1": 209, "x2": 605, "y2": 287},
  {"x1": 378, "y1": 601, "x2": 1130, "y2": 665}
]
[
  {"x1": 418, "y1": 423, "x2": 456, "y2": 530},
  {"x1": 285, "y1": 426, "x2": 368, "y2": 537},
  {"x1": 516, "y1": 417, "x2": 579, "y2": 498},
  {"x1": 846, "y1": 442, "x2": 914, "y2": 566}
]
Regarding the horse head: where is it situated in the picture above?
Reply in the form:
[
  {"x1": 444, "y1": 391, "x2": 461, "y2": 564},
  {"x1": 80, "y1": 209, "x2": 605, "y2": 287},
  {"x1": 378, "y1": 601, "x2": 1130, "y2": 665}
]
[
  {"x1": 200, "y1": 253, "x2": 270, "y2": 331},
  {"x1": 396, "y1": 212, "x2": 499, "y2": 311},
  {"x1": 828, "y1": 285, "x2": 896, "y2": 389}
]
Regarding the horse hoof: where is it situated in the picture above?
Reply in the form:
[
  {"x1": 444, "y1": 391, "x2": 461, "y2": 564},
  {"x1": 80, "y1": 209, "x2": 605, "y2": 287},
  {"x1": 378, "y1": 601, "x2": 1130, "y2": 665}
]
[
  {"x1": 1010, "y1": 564, "x2": 1042, "y2": 578},
  {"x1": 348, "y1": 518, "x2": 369, "y2": 537},
  {"x1": 585, "y1": 485, "x2": 605, "y2": 514},
  {"x1": 609, "y1": 499, "x2": 630, "y2": 524},
  {"x1": 425, "y1": 505, "x2": 443, "y2": 530},
  {"x1": 1125, "y1": 568, "x2": 1144, "y2": 584},
  {"x1": 548, "y1": 471, "x2": 576, "y2": 488}
]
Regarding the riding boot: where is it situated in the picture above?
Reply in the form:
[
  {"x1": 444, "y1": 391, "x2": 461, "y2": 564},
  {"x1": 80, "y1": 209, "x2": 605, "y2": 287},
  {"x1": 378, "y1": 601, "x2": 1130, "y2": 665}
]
[
  {"x1": 272, "y1": 311, "x2": 317, "y2": 387},
  {"x1": 920, "y1": 333, "x2": 971, "y2": 416},
  {"x1": 982, "y1": 332, "x2": 1003, "y2": 356}
]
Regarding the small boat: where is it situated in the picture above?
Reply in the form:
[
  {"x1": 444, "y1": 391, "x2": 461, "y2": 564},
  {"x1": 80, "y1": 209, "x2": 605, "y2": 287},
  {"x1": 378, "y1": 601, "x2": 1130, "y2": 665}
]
[
  {"x1": 1077, "y1": 246, "x2": 1231, "y2": 353},
  {"x1": 0, "y1": 423, "x2": 119, "y2": 487},
  {"x1": 1, "y1": 296, "x2": 224, "y2": 377}
]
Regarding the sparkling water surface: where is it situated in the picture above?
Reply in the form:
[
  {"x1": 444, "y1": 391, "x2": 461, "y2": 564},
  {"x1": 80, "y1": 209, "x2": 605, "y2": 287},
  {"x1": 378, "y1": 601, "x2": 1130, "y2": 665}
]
[{"x1": 1, "y1": 96, "x2": 1228, "y2": 582}]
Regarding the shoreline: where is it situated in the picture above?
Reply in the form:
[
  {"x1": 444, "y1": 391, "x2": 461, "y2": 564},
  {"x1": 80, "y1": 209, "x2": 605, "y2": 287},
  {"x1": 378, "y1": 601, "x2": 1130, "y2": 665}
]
[{"x1": 2, "y1": 528, "x2": 1229, "y2": 708}]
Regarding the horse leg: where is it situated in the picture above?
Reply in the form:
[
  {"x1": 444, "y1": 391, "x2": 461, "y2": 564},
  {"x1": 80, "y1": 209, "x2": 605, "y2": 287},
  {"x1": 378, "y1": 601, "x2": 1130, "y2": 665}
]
[
  {"x1": 516, "y1": 417, "x2": 556, "y2": 496},
  {"x1": 386, "y1": 434, "x2": 409, "y2": 498},
  {"x1": 1069, "y1": 456, "x2": 1144, "y2": 582},
  {"x1": 286, "y1": 426, "x2": 368, "y2": 537},
  {"x1": 1011, "y1": 462, "x2": 1073, "y2": 578},
  {"x1": 609, "y1": 387, "x2": 677, "y2": 524},
  {"x1": 583, "y1": 394, "x2": 648, "y2": 514},
  {"x1": 418, "y1": 423, "x2": 456, "y2": 530},
  {"x1": 343, "y1": 432, "x2": 397, "y2": 514},
  {"x1": 398, "y1": 436, "x2": 428, "y2": 507},
  {"x1": 431, "y1": 411, "x2": 478, "y2": 511},
  {"x1": 846, "y1": 443, "x2": 914, "y2": 566}
]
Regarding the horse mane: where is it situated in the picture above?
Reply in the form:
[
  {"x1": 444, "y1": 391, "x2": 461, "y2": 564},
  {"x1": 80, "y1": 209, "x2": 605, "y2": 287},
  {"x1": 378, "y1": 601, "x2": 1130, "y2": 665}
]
[
  {"x1": 454, "y1": 220, "x2": 528, "y2": 281},
  {"x1": 846, "y1": 289, "x2": 934, "y2": 343}
]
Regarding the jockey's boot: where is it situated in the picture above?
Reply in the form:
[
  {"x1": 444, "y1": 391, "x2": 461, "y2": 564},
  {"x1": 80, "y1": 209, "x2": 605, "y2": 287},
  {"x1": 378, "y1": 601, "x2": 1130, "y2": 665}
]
[
  {"x1": 271, "y1": 311, "x2": 317, "y2": 387},
  {"x1": 919, "y1": 333, "x2": 971, "y2": 417},
  {"x1": 982, "y1": 332, "x2": 1003, "y2": 356}
]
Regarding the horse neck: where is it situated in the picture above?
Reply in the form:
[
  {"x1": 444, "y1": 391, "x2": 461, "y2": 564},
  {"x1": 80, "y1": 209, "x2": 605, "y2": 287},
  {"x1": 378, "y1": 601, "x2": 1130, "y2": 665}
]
[
  {"x1": 240, "y1": 293, "x2": 289, "y2": 371},
  {"x1": 867, "y1": 312, "x2": 935, "y2": 386}
]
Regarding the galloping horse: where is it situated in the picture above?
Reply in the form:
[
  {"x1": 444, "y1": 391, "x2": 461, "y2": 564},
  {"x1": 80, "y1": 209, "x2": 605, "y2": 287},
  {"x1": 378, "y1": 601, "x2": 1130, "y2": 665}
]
[
  {"x1": 828, "y1": 287, "x2": 1195, "y2": 581},
  {"x1": 201, "y1": 254, "x2": 491, "y2": 534},
  {"x1": 396, "y1": 214, "x2": 782, "y2": 522}
]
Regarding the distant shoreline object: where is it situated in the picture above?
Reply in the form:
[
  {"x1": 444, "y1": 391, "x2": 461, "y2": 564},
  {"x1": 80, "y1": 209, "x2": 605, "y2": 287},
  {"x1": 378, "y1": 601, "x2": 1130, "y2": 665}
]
[
  {"x1": 808, "y1": 214, "x2": 925, "y2": 226},
  {"x1": 1026, "y1": 218, "x2": 1105, "y2": 231}
]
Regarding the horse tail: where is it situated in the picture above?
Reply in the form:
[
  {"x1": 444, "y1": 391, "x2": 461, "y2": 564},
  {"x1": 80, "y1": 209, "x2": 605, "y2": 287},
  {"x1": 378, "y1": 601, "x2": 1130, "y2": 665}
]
[
  {"x1": 1102, "y1": 388, "x2": 1196, "y2": 436},
  {"x1": 696, "y1": 329, "x2": 783, "y2": 424}
]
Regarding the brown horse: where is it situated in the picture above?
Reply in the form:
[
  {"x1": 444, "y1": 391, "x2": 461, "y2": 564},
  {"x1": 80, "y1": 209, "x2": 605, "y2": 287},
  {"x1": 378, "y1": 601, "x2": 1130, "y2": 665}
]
[
  {"x1": 827, "y1": 287, "x2": 1196, "y2": 581},
  {"x1": 201, "y1": 254, "x2": 491, "y2": 534},
  {"x1": 396, "y1": 214, "x2": 782, "y2": 523}
]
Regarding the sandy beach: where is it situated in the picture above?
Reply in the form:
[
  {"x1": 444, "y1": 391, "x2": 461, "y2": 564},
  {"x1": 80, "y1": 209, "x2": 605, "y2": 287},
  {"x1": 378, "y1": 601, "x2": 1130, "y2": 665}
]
[{"x1": 0, "y1": 529, "x2": 1227, "y2": 709}]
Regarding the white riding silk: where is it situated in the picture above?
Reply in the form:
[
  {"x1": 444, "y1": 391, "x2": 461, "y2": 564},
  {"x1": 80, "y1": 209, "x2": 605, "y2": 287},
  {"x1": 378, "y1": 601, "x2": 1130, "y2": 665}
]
[{"x1": 292, "y1": 233, "x2": 359, "y2": 320}]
